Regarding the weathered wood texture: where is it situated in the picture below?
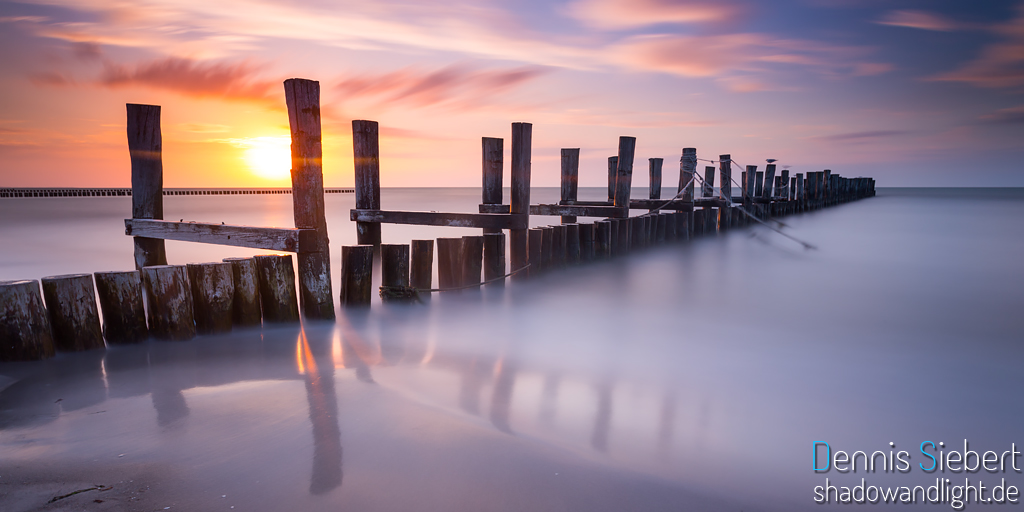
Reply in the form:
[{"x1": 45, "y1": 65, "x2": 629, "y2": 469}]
[
  {"x1": 779, "y1": 169, "x2": 789, "y2": 199},
  {"x1": 187, "y1": 262, "x2": 235, "y2": 334},
  {"x1": 381, "y1": 244, "x2": 411, "y2": 303},
  {"x1": 607, "y1": 156, "x2": 618, "y2": 202},
  {"x1": 509, "y1": 123, "x2": 531, "y2": 280},
  {"x1": 351, "y1": 210, "x2": 527, "y2": 230},
  {"x1": 94, "y1": 270, "x2": 149, "y2": 344},
  {"x1": 222, "y1": 257, "x2": 262, "y2": 327},
  {"x1": 352, "y1": 120, "x2": 382, "y2": 246},
  {"x1": 527, "y1": 229, "x2": 543, "y2": 278},
  {"x1": 595, "y1": 221, "x2": 612, "y2": 259},
  {"x1": 461, "y1": 236, "x2": 484, "y2": 287},
  {"x1": 565, "y1": 223, "x2": 581, "y2": 264},
  {"x1": 41, "y1": 274, "x2": 104, "y2": 352},
  {"x1": 719, "y1": 155, "x2": 732, "y2": 204},
  {"x1": 655, "y1": 213, "x2": 667, "y2": 243},
  {"x1": 482, "y1": 137, "x2": 503, "y2": 234},
  {"x1": 142, "y1": 265, "x2": 196, "y2": 341},
  {"x1": 579, "y1": 223, "x2": 595, "y2": 261},
  {"x1": 615, "y1": 218, "x2": 630, "y2": 254},
  {"x1": 679, "y1": 148, "x2": 696, "y2": 201},
  {"x1": 284, "y1": 78, "x2": 335, "y2": 320},
  {"x1": 254, "y1": 255, "x2": 299, "y2": 322},
  {"x1": 411, "y1": 240, "x2": 434, "y2": 294},
  {"x1": 703, "y1": 166, "x2": 715, "y2": 198},
  {"x1": 755, "y1": 171, "x2": 764, "y2": 198},
  {"x1": 561, "y1": 148, "x2": 580, "y2": 223},
  {"x1": 340, "y1": 245, "x2": 374, "y2": 307},
  {"x1": 436, "y1": 238, "x2": 464, "y2": 289},
  {"x1": 550, "y1": 225, "x2": 567, "y2": 269},
  {"x1": 125, "y1": 219, "x2": 316, "y2": 253},
  {"x1": 0, "y1": 280, "x2": 55, "y2": 361},
  {"x1": 630, "y1": 217, "x2": 644, "y2": 250},
  {"x1": 483, "y1": 233, "x2": 505, "y2": 285},
  {"x1": 530, "y1": 204, "x2": 628, "y2": 218},
  {"x1": 613, "y1": 137, "x2": 636, "y2": 209},
  {"x1": 127, "y1": 103, "x2": 167, "y2": 270},
  {"x1": 649, "y1": 158, "x2": 663, "y2": 201},
  {"x1": 540, "y1": 227, "x2": 553, "y2": 271}
]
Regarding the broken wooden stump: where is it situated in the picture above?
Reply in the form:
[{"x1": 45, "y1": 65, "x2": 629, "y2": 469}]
[
  {"x1": 94, "y1": 270, "x2": 148, "y2": 344},
  {"x1": 41, "y1": 274, "x2": 104, "y2": 352},
  {"x1": 0, "y1": 280, "x2": 55, "y2": 361}
]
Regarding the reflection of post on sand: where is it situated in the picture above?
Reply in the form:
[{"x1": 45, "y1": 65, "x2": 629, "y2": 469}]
[{"x1": 296, "y1": 326, "x2": 343, "y2": 495}]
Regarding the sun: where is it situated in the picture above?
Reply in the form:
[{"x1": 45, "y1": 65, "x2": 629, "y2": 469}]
[{"x1": 241, "y1": 136, "x2": 292, "y2": 180}]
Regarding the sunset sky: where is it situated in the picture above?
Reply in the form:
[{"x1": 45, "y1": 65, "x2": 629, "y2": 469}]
[{"x1": 0, "y1": 0, "x2": 1022, "y2": 188}]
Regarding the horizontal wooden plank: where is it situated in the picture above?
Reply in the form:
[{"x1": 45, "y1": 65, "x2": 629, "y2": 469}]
[
  {"x1": 628, "y1": 199, "x2": 694, "y2": 211},
  {"x1": 530, "y1": 204, "x2": 629, "y2": 218},
  {"x1": 479, "y1": 204, "x2": 511, "y2": 214},
  {"x1": 351, "y1": 209, "x2": 528, "y2": 230},
  {"x1": 125, "y1": 219, "x2": 316, "y2": 252}
]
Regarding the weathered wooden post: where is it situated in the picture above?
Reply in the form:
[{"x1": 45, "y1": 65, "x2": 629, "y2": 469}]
[
  {"x1": 381, "y1": 244, "x2": 411, "y2": 303},
  {"x1": 561, "y1": 148, "x2": 580, "y2": 223},
  {"x1": 579, "y1": 223, "x2": 595, "y2": 261},
  {"x1": 613, "y1": 137, "x2": 636, "y2": 212},
  {"x1": 187, "y1": 262, "x2": 234, "y2": 334},
  {"x1": 565, "y1": 223, "x2": 581, "y2": 264},
  {"x1": 701, "y1": 165, "x2": 717, "y2": 233},
  {"x1": 540, "y1": 227, "x2": 554, "y2": 270},
  {"x1": 221, "y1": 257, "x2": 262, "y2": 327},
  {"x1": 411, "y1": 240, "x2": 434, "y2": 297},
  {"x1": 527, "y1": 229, "x2": 543, "y2": 277},
  {"x1": 461, "y1": 235, "x2": 484, "y2": 287},
  {"x1": 663, "y1": 212, "x2": 676, "y2": 242},
  {"x1": 607, "y1": 156, "x2": 618, "y2": 202},
  {"x1": 550, "y1": 224, "x2": 567, "y2": 269},
  {"x1": 142, "y1": 265, "x2": 196, "y2": 340},
  {"x1": 127, "y1": 104, "x2": 167, "y2": 270},
  {"x1": 754, "y1": 171, "x2": 764, "y2": 199},
  {"x1": 693, "y1": 209, "x2": 705, "y2": 237},
  {"x1": 655, "y1": 213, "x2": 667, "y2": 243},
  {"x1": 254, "y1": 255, "x2": 300, "y2": 322},
  {"x1": 779, "y1": 169, "x2": 789, "y2": 200},
  {"x1": 352, "y1": 119, "x2": 381, "y2": 246},
  {"x1": 649, "y1": 158, "x2": 663, "y2": 210},
  {"x1": 510, "y1": 123, "x2": 531, "y2": 280},
  {"x1": 615, "y1": 217, "x2": 630, "y2": 255},
  {"x1": 340, "y1": 245, "x2": 374, "y2": 307},
  {"x1": 702, "y1": 166, "x2": 715, "y2": 199},
  {"x1": 41, "y1": 274, "x2": 104, "y2": 352},
  {"x1": 679, "y1": 148, "x2": 696, "y2": 202},
  {"x1": 796, "y1": 173, "x2": 805, "y2": 211},
  {"x1": 762, "y1": 164, "x2": 776, "y2": 218},
  {"x1": 483, "y1": 232, "x2": 505, "y2": 285},
  {"x1": 94, "y1": 270, "x2": 148, "y2": 344},
  {"x1": 284, "y1": 79, "x2": 335, "y2": 320},
  {"x1": 0, "y1": 280, "x2": 55, "y2": 361},
  {"x1": 719, "y1": 156, "x2": 732, "y2": 230},
  {"x1": 630, "y1": 216, "x2": 644, "y2": 250},
  {"x1": 437, "y1": 238, "x2": 464, "y2": 289},
  {"x1": 595, "y1": 221, "x2": 612, "y2": 258},
  {"x1": 482, "y1": 137, "x2": 503, "y2": 235}
]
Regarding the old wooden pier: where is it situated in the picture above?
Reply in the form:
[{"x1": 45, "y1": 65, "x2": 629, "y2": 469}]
[{"x1": 1, "y1": 78, "x2": 874, "y2": 361}]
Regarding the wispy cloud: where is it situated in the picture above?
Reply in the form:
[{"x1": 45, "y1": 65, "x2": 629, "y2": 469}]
[
  {"x1": 927, "y1": 6, "x2": 1024, "y2": 89},
  {"x1": 567, "y1": 0, "x2": 739, "y2": 30},
  {"x1": 97, "y1": 57, "x2": 278, "y2": 102},
  {"x1": 875, "y1": 10, "x2": 961, "y2": 31},
  {"x1": 979, "y1": 105, "x2": 1024, "y2": 124},
  {"x1": 811, "y1": 130, "x2": 908, "y2": 142}
]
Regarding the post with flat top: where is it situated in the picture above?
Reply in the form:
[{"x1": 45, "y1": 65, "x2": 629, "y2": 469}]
[
  {"x1": 648, "y1": 158, "x2": 663, "y2": 210},
  {"x1": 607, "y1": 157, "x2": 618, "y2": 203},
  {"x1": 561, "y1": 148, "x2": 580, "y2": 223},
  {"x1": 285, "y1": 78, "x2": 335, "y2": 319},
  {"x1": 613, "y1": 137, "x2": 636, "y2": 213},
  {"x1": 352, "y1": 119, "x2": 382, "y2": 246},
  {"x1": 509, "y1": 123, "x2": 531, "y2": 280},
  {"x1": 127, "y1": 103, "x2": 167, "y2": 270},
  {"x1": 482, "y1": 137, "x2": 503, "y2": 234},
  {"x1": 679, "y1": 149, "x2": 696, "y2": 202}
]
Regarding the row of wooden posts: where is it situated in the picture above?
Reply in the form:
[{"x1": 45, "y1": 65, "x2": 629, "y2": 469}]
[
  {"x1": 0, "y1": 187, "x2": 354, "y2": 198},
  {"x1": 0, "y1": 77, "x2": 874, "y2": 362}
]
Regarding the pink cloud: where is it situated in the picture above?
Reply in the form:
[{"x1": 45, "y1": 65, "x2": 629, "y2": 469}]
[
  {"x1": 567, "y1": 0, "x2": 740, "y2": 29},
  {"x1": 875, "y1": 10, "x2": 960, "y2": 31},
  {"x1": 98, "y1": 57, "x2": 278, "y2": 103},
  {"x1": 929, "y1": 7, "x2": 1024, "y2": 89}
]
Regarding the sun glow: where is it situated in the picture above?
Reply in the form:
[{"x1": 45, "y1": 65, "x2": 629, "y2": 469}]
[{"x1": 240, "y1": 136, "x2": 291, "y2": 180}]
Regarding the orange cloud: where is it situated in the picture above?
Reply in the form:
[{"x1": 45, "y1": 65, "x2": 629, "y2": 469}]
[
  {"x1": 98, "y1": 57, "x2": 278, "y2": 103},
  {"x1": 567, "y1": 0, "x2": 739, "y2": 29}
]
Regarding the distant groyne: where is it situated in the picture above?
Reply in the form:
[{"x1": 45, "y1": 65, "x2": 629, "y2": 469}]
[{"x1": 0, "y1": 187, "x2": 353, "y2": 198}]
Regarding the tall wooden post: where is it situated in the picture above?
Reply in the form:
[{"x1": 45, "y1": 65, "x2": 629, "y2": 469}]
[
  {"x1": 127, "y1": 104, "x2": 167, "y2": 270},
  {"x1": 352, "y1": 119, "x2": 381, "y2": 246},
  {"x1": 560, "y1": 148, "x2": 580, "y2": 223},
  {"x1": 613, "y1": 137, "x2": 636, "y2": 212},
  {"x1": 763, "y1": 164, "x2": 776, "y2": 200},
  {"x1": 607, "y1": 156, "x2": 618, "y2": 202},
  {"x1": 796, "y1": 173, "x2": 805, "y2": 210},
  {"x1": 679, "y1": 148, "x2": 696, "y2": 202},
  {"x1": 510, "y1": 122, "x2": 531, "y2": 280},
  {"x1": 719, "y1": 155, "x2": 732, "y2": 203},
  {"x1": 285, "y1": 79, "x2": 335, "y2": 320},
  {"x1": 649, "y1": 158, "x2": 663, "y2": 203},
  {"x1": 702, "y1": 166, "x2": 715, "y2": 198},
  {"x1": 780, "y1": 169, "x2": 790, "y2": 200},
  {"x1": 482, "y1": 137, "x2": 503, "y2": 235}
]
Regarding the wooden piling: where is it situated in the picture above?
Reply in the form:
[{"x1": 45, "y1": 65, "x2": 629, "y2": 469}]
[
  {"x1": 381, "y1": 244, "x2": 412, "y2": 303},
  {"x1": 607, "y1": 156, "x2": 618, "y2": 202},
  {"x1": 649, "y1": 158, "x2": 663, "y2": 205},
  {"x1": 352, "y1": 119, "x2": 382, "y2": 246},
  {"x1": 780, "y1": 169, "x2": 790, "y2": 200},
  {"x1": 528, "y1": 229, "x2": 543, "y2": 277},
  {"x1": 655, "y1": 213, "x2": 667, "y2": 244},
  {"x1": 127, "y1": 104, "x2": 167, "y2": 270},
  {"x1": 437, "y1": 238, "x2": 465, "y2": 289},
  {"x1": 796, "y1": 173, "x2": 805, "y2": 211},
  {"x1": 0, "y1": 280, "x2": 55, "y2": 361},
  {"x1": 186, "y1": 262, "x2": 234, "y2": 334},
  {"x1": 483, "y1": 232, "x2": 506, "y2": 285},
  {"x1": 561, "y1": 148, "x2": 580, "y2": 223},
  {"x1": 340, "y1": 245, "x2": 374, "y2": 307},
  {"x1": 461, "y1": 236, "x2": 484, "y2": 287},
  {"x1": 702, "y1": 166, "x2": 715, "y2": 198},
  {"x1": 579, "y1": 223, "x2": 595, "y2": 261},
  {"x1": 94, "y1": 270, "x2": 149, "y2": 344},
  {"x1": 613, "y1": 137, "x2": 636, "y2": 209},
  {"x1": 284, "y1": 78, "x2": 335, "y2": 320},
  {"x1": 719, "y1": 156, "x2": 732, "y2": 205},
  {"x1": 664, "y1": 212, "x2": 676, "y2": 242},
  {"x1": 540, "y1": 227, "x2": 554, "y2": 271},
  {"x1": 615, "y1": 218, "x2": 630, "y2": 255},
  {"x1": 510, "y1": 123, "x2": 531, "y2": 280},
  {"x1": 679, "y1": 148, "x2": 696, "y2": 201},
  {"x1": 693, "y1": 209, "x2": 705, "y2": 237},
  {"x1": 142, "y1": 265, "x2": 196, "y2": 340},
  {"x1": 565, "y1": 223, "x2": 581, "y2": 264},
  {"x1": 41, "y1": 274, "x2": 104, "y2": 352},
  {"x1": 630, "y1": 216, "x2": 644, "y2": 250},
  {"x1": 411, "y1": 240, "x2": 434, "y2": 295},
  {"x1": 221, "y1": 257, "x2": 262, "y2": 327},
  {"x1": 550, "y1": 224, "x2": 567, "y2": 269},
  {"x1": 754, "y1": 171, "x2": 764, "y2": 198},
  {"x1": 254, "y1": 255, "x2": 300, "y2": 322},
  {"x1": 595, "y1": 221, "x2": 612, "y2": 258},
  {"x1": 763, "y1": 164, "x2": 776, "y2": 201},
  {"x1": 482, "y1": 137, "x2": 503, "y2": 235}
]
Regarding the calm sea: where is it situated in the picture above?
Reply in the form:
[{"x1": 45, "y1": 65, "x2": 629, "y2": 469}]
[{"x1": 1, "y1": 187, "x2": 1022, "y2": 511}]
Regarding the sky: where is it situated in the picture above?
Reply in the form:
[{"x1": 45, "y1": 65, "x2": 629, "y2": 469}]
[{"x1": 0, "y1": 0, "x2": 1022, "y2": 188}]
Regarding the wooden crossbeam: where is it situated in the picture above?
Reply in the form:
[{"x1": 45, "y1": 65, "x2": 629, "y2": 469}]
[
  {"x1": 530, "y1": 204, "x2": 628, "y2": 218},
  {"x1": 351, "y1": 209, "x2": 528, "y2": 230},
  {"x1": 124, "y1": 219, "x2": 316, "y2": 253}
]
